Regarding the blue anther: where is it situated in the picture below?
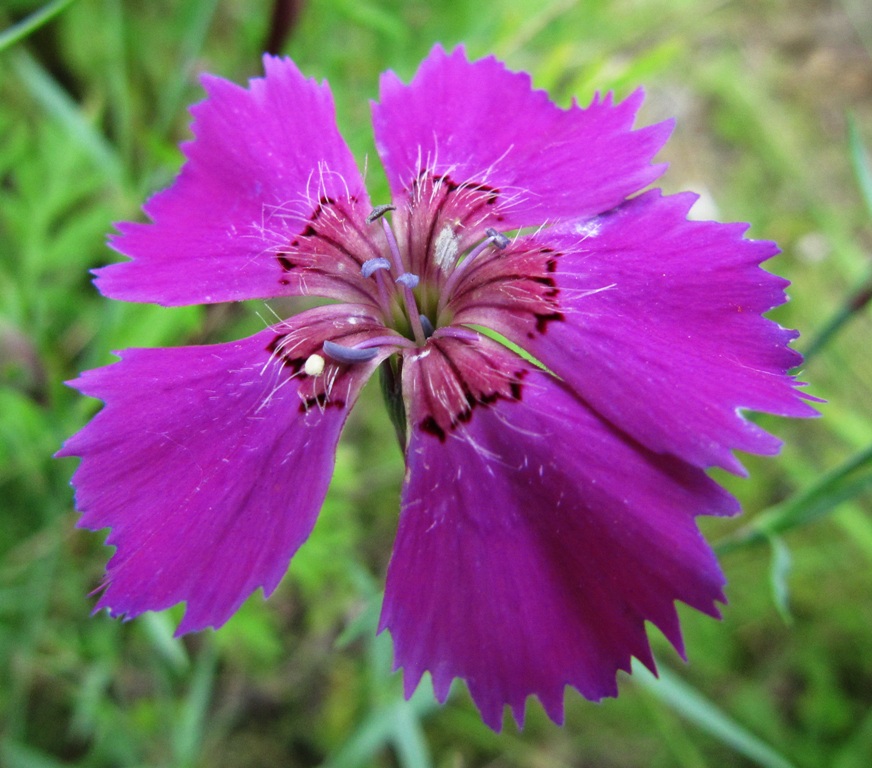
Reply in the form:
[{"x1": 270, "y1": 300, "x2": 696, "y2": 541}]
[
  {"x1": 322, "y1": 340, "x2": 379, "y2": 364},
  {"x1": 485, "y1": 228, "x2": 510, "y2": 249},
  {"x1": 366, "y1": 204, "x2": 396, "y2": 223},
  {"x1": 419, "y1": 314, "x2": 435, "y2": 339},
  {"x1": 361, "y1": 257, "x2": 392, "y2": 278},
  {"x1": 396, "y1": 273, "x2": 420, "y2": 289}
]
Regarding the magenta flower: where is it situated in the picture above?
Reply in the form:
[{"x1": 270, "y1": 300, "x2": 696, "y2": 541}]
[{"x1": 59, "y1": 47, "x2": 816, "y2": 729}]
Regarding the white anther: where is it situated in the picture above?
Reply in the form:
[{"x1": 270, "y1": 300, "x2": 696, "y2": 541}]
[
  {"x1": 304, "y1": 354, "x2": 326, "y2": 377},
  {"x1": 434, "y1": 225, "x2": 461, "y2": 272}
]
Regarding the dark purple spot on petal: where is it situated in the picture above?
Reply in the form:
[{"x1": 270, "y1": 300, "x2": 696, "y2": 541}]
[
  {"x1": 265, "y1": 341, "x2": 305, "y2": 374},
  {"x1": 400, "y1": 172, "x2": 507, "y2": 282},
  {"x1": 535, "y1": 312, "x2": 565, "y2": 333},
  {"x1": 408, "y1": 337, "x2": 528, "y2": 440},
  {"x1": 420, "y1": 415, "x2": 446, "y2": 442},
  {"x1": 531, "y1": 275, "x2": 557, "y2": 287},
  {"x1": 447, "y1": 240, "x2": 566, "y2": 341},
  {"x1": 268, "y1": 196, "x2": 386, "y2": 303},
  {"x1": 298, "y1": 394, "x2": 346, "y2": 412}
]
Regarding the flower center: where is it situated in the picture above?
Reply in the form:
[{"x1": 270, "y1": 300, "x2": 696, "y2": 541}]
[{"x1": 357, "y1": 204, "x2": 509, "y2": 346}]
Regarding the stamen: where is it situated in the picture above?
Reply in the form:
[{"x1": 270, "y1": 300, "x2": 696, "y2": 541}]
[
  {"x1": 322, "y1": 340, "x2": 379, "y2": 364},
  {"x1": 461, "y1": 228, "x2": 509, "y2": 268},
  {"x1": 367, "y1": 204, "x2": 396, "y2": 223},
  {"x1": 434, "y1": 225, "x2": 461, "y2": 271},
  {"x1": 419, "y1": 314, "x2": 435, "y2": 339},
  {"x1": 378, "y1": 216, "x2": 426, "y2": 346},
  {"x1": 485, "y1": 227, "x2": 510, "y2": 250},
  {"x1": 361, "y1": 257, "x2": 392, "y2": 279},
  {"x1": 304, "y1": 354, "x2": 326, "y2": 376},
  {"x1": 380, "y1": 218, "x2": 405, "y2": 274},
  {"x1": 360, "y1": 257, "x2": 393, "y2": 314},
  {"x1": 395, "y1": 273, "x2": 420, "y2": 289},
  {"x1": 432, "y1": 326, "x2": 480, "y2": 342},
  {"x1": 354, "y1": 334, "x2": 417, "y2": 350},
  {"x1": 438, "y1": 228, "x2": 511, "y2": 316}
]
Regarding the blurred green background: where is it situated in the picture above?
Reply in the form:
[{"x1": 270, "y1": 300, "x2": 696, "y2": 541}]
[{"x1": 1, "y1": 0, "x2": 870, "y2": 766}]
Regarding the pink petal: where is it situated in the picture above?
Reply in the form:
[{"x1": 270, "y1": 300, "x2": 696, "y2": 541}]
[
  {"x1": 98, "y1": 56, "x2": 380, "y2": 307},
  {"x1": 382, "y1": 362, "x2": 736, "y2": 731},
  {"x1": 57, "y1": 306, "x2": 388, "y2": 633},
  {"x1": 372, "y1": 45, "x2": 671, "y2": 228},
  {"x1": 451, "y1": 190, "x2": 818, "y2": 473}
]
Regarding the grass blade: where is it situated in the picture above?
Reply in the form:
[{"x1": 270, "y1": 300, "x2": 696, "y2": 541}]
[
  {"x1": 848, "y1": 113, "x2": 872, "y2": 217},
  {"x1": 799, "y1": 115, "x2": 872, "y2": 362},
  {"x1": 0, "y1": 740, "x2": 70, "y2": 768},
  {"x1": 391, "y1": 702, "x2": 433, "y2": 768},
  {"x1": 634, "y1": 662, "x2": 797, "y2": 768},
  {"x1": 768, "y1": 535, "x2": 794, "y2": 624},
  {"x1": 322, "y1": 684, "x2": 438, "y2": 768},
  {"x1": 717, "y1": 443, "x2": 872, "y2": 553},
  {"x1": 801, "y1": 272, "x2": 872, "y2": 363},
  {"x1": 0, "y1": 0, "x2": 79, "y2": 53},
  {"x1": 155, "y1": 0, "x2": 221, "y2": 136},
  {"x1": 172, "y1": 640, "x2": 217, "y2": 767},
  {"x1": 11, "y1": 49, "x2": 123, "y2": 185}
]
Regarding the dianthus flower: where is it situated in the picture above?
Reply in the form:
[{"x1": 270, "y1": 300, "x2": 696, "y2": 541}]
[{"x1": 59, "y1": 46, "x2": 816, "y2": 729}]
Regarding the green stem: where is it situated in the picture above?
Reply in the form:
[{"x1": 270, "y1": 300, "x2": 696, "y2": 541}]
[
  {"x1": 0, "y1": 0, "x2": 80, "y2": 52},
  {"x1": 716, "y1": 442, "x2": 872, "y2": 554}
]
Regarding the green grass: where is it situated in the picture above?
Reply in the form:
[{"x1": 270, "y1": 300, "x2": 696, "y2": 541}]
[{"x1": 1, "y1": 0, "x2": 871, "y2": 765}]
